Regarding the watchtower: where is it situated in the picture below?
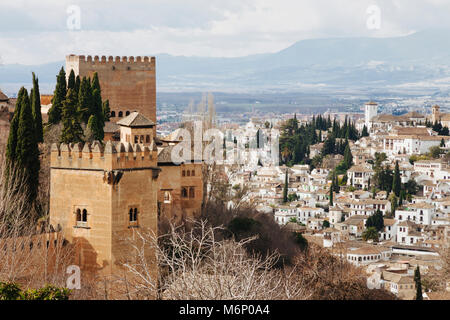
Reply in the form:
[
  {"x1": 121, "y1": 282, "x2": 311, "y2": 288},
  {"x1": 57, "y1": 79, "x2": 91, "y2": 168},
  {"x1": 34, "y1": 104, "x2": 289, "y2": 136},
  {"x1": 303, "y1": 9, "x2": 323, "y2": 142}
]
[
  {"x1": 65, "y1": 55, "x2": 156, "y2": 124},
  {"x1": 49, "y1": 140, "x2": 160, "y2": 275}
]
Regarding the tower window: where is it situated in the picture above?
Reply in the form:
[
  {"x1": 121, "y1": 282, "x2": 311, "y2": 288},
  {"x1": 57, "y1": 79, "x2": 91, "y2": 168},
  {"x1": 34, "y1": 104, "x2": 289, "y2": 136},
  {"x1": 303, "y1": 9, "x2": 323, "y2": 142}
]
[
  {"x1": 126, "y1": 111, "x2": 130, "y2": 116},
  {"x1": 164, "y1": 191, "x2": 172, "y2": 204},
  {"x1": 75, "y1": 208, "x2": 88, "y2": 228},
  {"x1": 129, "y1": 208, "x2": 138, "y2": 223},
  {"x1": 119, "y1": 111, "x2": 123, "y2": 117},
  {"x1": 189, "y1": 187, "x2": 195, "y2": 198},
  {"x1": 181, "y1": 187, "x2": 188, "y2": 198},
  {"x1": 111, "y1": 111, "x2": 116, "y2": 118}
]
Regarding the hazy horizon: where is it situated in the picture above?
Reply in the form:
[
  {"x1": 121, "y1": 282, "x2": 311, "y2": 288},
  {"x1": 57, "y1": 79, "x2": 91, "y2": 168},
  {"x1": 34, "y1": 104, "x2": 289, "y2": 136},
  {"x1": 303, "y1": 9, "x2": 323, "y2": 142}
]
[{"x1": 1, "y1": 0, "x2": 450, "y2": 65}]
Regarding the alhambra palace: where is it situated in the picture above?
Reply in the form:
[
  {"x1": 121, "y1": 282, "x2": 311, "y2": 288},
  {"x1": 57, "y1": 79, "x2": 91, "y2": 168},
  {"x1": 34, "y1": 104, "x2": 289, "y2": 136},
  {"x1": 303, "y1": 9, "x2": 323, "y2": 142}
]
[{"x1": 41, "y1": 55, "x2": 203, "y2": 276}]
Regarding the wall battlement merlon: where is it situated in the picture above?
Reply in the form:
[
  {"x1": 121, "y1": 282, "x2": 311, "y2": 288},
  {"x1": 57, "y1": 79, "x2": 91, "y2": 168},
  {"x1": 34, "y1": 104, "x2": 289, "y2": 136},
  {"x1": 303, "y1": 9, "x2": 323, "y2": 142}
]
[
  {"x1": 50, "y1": 141, "x2": 157, "y2": 169},
  {"x1": 66, "y1": 54, "x2": 155, "y2": 66}
]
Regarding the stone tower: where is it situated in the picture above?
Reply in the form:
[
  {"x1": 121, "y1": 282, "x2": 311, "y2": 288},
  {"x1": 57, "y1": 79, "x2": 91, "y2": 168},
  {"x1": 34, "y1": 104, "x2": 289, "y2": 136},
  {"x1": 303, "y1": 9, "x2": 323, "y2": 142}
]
[
  {"x1": 65, "y1": 55, "x2": 156, "y2": 123},
  {"x1": 365, "y1": 101, "x2": 378, "y2": 130},
  {"x1": 432, "y1": 105, "x2": 440, "y2": 124},
  {"x1": 49, "y1": 139, "x2": 160, "y2": 275}
]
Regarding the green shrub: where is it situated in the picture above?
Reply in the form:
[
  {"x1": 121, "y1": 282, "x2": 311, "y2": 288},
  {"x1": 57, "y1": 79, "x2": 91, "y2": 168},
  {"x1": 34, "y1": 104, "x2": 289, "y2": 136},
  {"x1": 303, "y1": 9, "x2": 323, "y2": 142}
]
[{"x1": 0, "y1": 282, "x2": 70, "y2": 300}]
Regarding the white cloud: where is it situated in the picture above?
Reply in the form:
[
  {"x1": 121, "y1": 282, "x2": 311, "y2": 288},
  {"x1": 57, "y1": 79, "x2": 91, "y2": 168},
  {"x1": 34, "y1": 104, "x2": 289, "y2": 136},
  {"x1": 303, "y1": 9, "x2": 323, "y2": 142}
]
[{"x1": 0, "y1": 0, "x2": 449, "y2": 64}]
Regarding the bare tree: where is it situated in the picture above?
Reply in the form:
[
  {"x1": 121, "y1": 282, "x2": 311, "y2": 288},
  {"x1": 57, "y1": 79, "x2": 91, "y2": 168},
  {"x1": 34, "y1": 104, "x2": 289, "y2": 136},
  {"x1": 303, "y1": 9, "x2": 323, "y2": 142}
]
[
  {"x1": 0, "y1": 161, "x2": 74, "y2": 290},
  {"x1": 121, "y1": 219, "x2": 311, "y2": 300}
]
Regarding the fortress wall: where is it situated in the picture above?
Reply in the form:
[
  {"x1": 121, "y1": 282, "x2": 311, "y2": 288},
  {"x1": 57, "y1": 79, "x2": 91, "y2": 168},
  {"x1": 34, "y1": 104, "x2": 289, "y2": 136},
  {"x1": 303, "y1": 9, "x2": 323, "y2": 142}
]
[
  {"x1": 50, "y1": 141, "x2": 158, "y2": 171},
  {"x1": 66, "y1": 55, "x2": 156, "y2": 123}
]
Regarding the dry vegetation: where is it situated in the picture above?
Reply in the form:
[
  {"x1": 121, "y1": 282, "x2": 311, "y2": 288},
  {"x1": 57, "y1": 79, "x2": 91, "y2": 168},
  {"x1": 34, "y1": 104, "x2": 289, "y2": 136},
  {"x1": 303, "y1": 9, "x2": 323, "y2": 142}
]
[{"x1": 0, "y1": 161, "x2": 73, "y2": 290}]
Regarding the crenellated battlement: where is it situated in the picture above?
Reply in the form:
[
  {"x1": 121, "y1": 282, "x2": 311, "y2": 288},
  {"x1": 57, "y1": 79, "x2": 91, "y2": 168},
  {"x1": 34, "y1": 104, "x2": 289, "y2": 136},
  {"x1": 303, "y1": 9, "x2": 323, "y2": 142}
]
[
  {"x1": 51, "y1": 140, "x2": 158, "y2": 171},
  {"x1": 66, "y1": 54, "x2": 155, "y2": 66}
]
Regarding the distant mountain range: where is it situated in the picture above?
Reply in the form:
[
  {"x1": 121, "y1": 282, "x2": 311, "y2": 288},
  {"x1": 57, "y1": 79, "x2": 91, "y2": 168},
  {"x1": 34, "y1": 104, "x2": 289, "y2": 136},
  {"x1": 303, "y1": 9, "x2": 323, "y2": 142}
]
[{"x1": 2, "y1": 30, "x2": 450, "y2": 95}]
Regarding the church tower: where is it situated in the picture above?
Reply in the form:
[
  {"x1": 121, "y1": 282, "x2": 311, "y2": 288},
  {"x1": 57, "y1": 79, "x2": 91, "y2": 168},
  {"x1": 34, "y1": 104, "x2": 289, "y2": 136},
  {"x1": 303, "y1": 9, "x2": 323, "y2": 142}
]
[
  {"x1": 432, "y1": 105, "x2": 440, "y2": 124},
  {"x1": 365, "y1": 101, "x2": 378, "y2": 130}
]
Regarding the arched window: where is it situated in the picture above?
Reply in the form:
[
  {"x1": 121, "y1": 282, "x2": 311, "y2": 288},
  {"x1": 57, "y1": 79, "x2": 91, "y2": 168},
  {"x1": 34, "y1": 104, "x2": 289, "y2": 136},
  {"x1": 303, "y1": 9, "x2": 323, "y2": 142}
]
[
  {"x1": 76, "y1": 208, "x2": 88, "y2": 227},
  {"x1": 126, "y1": 111, "x2": 130, "y2": 116},
  {"x1": 164, "y1": 191, "x2": 172, "y2": 203},
  {"x1": 119, "y1": 111, "x2": 123, "y2": 117},
  {"x1": 191, "y1": 170, "x2": 195, "y2": 176},
  {"x1": 189, "y1": 187, "x2": 195, "y2": 198},
  {"x1": 187, "y1": 170, "x2": 191, "y2": 177},
  {"x1": 181, "y1": 187, "x2": 188, "y2": 198},
  {"x1": 111, "y1": 111, "x2": 116, "y2": 118},
  {"x1": 140, "y1": 135, "x2": 144, "y2": 143},
  {"x1": 182, "y1": 170, "x2": 185, "y2": 177},
  {"x1": 146, "y1": 135, "x2": 150, "y2": 143}
]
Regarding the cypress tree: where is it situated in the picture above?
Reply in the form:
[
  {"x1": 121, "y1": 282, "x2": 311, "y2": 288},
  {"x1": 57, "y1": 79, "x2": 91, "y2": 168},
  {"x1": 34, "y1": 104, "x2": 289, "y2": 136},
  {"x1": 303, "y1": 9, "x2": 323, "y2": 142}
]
[
  {"x1": 102, "y1": 100, "x2": 110, "y2": 122},
  {"x1": 329, "y1": 185, "x2": 333, "y2": 206},
  {"x1": 362, "y1": 124, "x2": 369, "y2": 137},
  {"x1": 414, "y1": 266, "x2": 423, "y2": 300},
  {"x1": 16, "y1": 89, "x2": 40, "y2": 205},
  {"x1": 75, "y1": 75, "x2": 81, "y2": 94},
  {"x1": 343, "y1": 141, "x2": 353, "y2": 170},
  {"x1": 48, "y1": 67, "x2": 66, "y2": 124},
  {"x1": 6, "y1": 87, "x2": 26, "y2": 162},
  {"x1": 87, "y1": 114, "x2": 104, "y2": 141},
  {"x1": 60, "y1": 89, "x2": 84, "y2": 144},
  {"x1": 77, "y1": 77, "x2": 93, "y2": 123},
  {"x1": 283, "y1": 170, "x2": 288, "y2": 203},
  {"x1": 392, "y1": 161, "x2": 401, "y2": 197},
  {"x1": 31, "y1": 72, "x2": 43, "y2": 143},
  {"x1": 67, "y1": 69, "x2": 76, "y2": 90},
  {"x1": 91, "y1": 88, "x2": 104, "y2": 138}
]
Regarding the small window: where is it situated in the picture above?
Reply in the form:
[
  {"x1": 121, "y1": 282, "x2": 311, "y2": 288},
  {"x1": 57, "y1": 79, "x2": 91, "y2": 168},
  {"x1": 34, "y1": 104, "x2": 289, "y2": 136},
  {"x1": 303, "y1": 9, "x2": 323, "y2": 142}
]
[
  {"x1": 187, "y1": 170, "x2": 191, "y2": 177},
  {"x1": 76, "y1": 208, "x2": 88, "y2": 227},
  {"x1": 119, "y1": 111, "x2": 123, "y2": 117},
  {"x1": 140, "y1": 135, "x2": 144, "y2": 143},
  {"x1": 164, "y1": 191, "x2": 172, "y2": 203},
  {"x1": 126, "y1": 111, "x2": 131, "y2": 116},
  {"x1": 182, "y1": 170, "x2": 185, "y2": 177},
  {"x1": 191, "y1": 170, "x2": 195, "y2": 176},
  {"x1": 181, "y1": 187, "x2": 188, "y2": 198},
  {"x1": 189, "y1": 187, "x2": 195, "y2": 198},
  {"x1": 134, "y1": 135, "x2": 139, "y2": 143},
  {"x1": 129, "y1": 208, "x2": 138, "y2": 223},
  {"x1": 146, "y1": 135, "x2": 150, "y2": 143},
  {"x1": 111, "y1": 111, "x2": 116, "y2": 118}
]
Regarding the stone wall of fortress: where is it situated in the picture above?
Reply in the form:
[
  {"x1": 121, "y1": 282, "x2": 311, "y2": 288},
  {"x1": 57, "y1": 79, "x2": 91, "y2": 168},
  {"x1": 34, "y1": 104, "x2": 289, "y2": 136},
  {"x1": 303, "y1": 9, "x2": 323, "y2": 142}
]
[
  {"x1": 49, "y1": 141, "x2": 160, "y2": 275},
  {"x1": 66, "y1": 55, "x2": 156, "y2": 124}
]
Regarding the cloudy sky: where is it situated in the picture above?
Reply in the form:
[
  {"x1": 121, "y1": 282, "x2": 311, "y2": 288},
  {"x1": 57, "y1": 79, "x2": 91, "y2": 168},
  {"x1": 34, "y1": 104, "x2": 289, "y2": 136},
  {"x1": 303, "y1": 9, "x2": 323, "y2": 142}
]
[{"x1": 0, "y1": 0, "x2": 450, "y2": 65}]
